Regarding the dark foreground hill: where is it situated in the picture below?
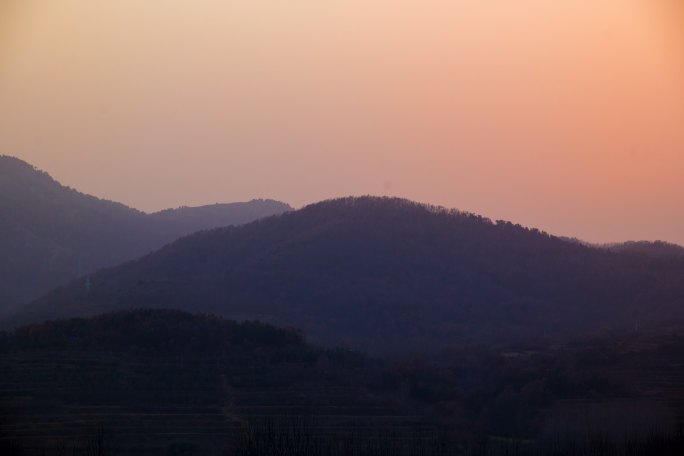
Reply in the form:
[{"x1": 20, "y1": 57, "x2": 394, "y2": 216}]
[
  {"x1": 2, "y1": 310, "x2": 684, "y2": 456},
  {"x1": 0, "y1": 310, "x2": 386, "y2": 456},
  {"x1": 10, "y1": 197, "x2": 684, "y2": 352},
  {"x1": 0, "y1": 156, "x2": 291, "y2": 310}
]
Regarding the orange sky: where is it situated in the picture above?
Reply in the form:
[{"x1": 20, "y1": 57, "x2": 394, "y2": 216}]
[{"x1": 1, "y1": 0, "x2": 683, "y2": 244}]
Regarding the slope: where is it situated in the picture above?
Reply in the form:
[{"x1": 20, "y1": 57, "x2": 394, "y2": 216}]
[
  {"x1": 9, "y1": 197, "x2": 684, "y2": 352},
  {"x1": 0, "y1": 155, "x2": 291, "y2": 309}
]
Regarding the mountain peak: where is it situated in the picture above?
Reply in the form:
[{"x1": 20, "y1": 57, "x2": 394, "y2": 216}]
[
  {"x1": 0, "y1": 155, "x2": 59, "y2": 186},
  {"x1": 0, "y1": 157, "x2": 292, "y2": 310}
]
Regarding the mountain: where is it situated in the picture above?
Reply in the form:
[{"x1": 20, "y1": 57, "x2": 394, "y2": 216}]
[
  {"x1": 7, "y1": 196, "x2": 684, "y2": 352},
  {"x1": 149, "y1": 201, "x2": 292, "y2": 235},
  {"x1": 606, "y1": 241, "x2": 684, "y2": 258},
  {"x1": 0, "y1": 155, "x2": 291, "y2": 310}
]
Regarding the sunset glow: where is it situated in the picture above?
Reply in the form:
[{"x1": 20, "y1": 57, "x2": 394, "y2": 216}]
[{"x1": 1, "y1": 0, "x2": 683, "y2": 243}]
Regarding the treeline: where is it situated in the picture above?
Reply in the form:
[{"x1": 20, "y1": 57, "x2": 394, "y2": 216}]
[
  {"x1": 3, "y1": 419, "x2": 683, "y2": 456},
  {"x1": 231, "y1": 416, "x2": 684, "y2": 456},
  {"x1": 0, "y1": 309, "x2": 304, "y2": 356},
  {"x1": 606, "y1": 240, "x2": 684, "y2": 258}
]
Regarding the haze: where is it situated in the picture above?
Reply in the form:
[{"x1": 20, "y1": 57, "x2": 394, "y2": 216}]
[{"x1": 1, "y1": 0, "x2": 683, "y2": 244}]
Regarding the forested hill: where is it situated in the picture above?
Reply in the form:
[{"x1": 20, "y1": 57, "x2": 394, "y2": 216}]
[
  {"x1": 606, "y1": 241, "x2": 684, "y2": 258},
  {"x1": 11, "y1": 196, "x2": 684, "y2": 353},
  {"x1": 149, "y1": 200, "x2": 291, "y2": 236},
  {"x1": 0, "y1": 155, "x2": 291, "y2": 309},
  {"x1": 0, "y1": 309, "x2": 304, "y2": 356}
]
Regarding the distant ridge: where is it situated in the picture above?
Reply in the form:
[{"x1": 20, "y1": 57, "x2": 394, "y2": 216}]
[
  {"x1": 11, "y1": 196, "x2": 684, "y2": 353},
  {"x1": 604, "y1": 240, "x2": 684, "y2": 258},
  {"x1": 0, "y1": 155, "x2": 291, "y2": 310}
]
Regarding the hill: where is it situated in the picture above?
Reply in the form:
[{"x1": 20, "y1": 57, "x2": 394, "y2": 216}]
[
  {"x1": 0, "y1": 155, "x2": 291, "y2": 310},
  {"x1": 606, "y1": 240, "x2": 684, "y2": 258},
  {"x1": 2, "y1": 310, "x2": 684, "y2": 455},
  {"x1": 9, "y1": 196, "x2": 684, "y2": 352},
  {"x1": 0, "y1": 309, "x2": 382, "y2": 455}
]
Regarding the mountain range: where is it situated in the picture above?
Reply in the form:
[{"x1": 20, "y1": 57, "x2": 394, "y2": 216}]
[
  {"x1": 0, "y1": 155, "x2": 291, "y2": 310},
  {"x1": 8, "y1": 195, "x2": 684, "y2": 353}
]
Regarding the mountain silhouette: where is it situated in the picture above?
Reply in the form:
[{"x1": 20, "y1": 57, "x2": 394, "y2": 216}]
[
  {"x1": 606, "y1": 240, "x2": 684, "y2": 258},
  {"x1": 0, "y1": 155, "x2": 291, "y2": 310},
  {"x1": 9, "y1": 196, "x2": 684, "y2": 353}
]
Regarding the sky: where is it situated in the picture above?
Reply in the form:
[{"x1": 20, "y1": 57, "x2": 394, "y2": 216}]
[{"x1": 1, "y1": 0, "x2": 683, "y2": 244}]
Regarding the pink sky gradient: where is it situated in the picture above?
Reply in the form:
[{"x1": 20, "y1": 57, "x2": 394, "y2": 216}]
[{"x1": 1, "y1": 0, "x2": 683, "y2": 244}]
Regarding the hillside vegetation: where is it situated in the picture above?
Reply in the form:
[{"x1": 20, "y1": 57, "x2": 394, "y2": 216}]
[
  {"x1": 0, "y1": 156, "x2": 290, "y2": 310},
  {"x1": 2, "y1": 310, "x2": 684, "y2": 455},
  {"x1": 606, "y1": 240, "x2": 684, "y2": 258},
  {"x1": 12, "y1": 196, "x2": 684, "y2": 352}
]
